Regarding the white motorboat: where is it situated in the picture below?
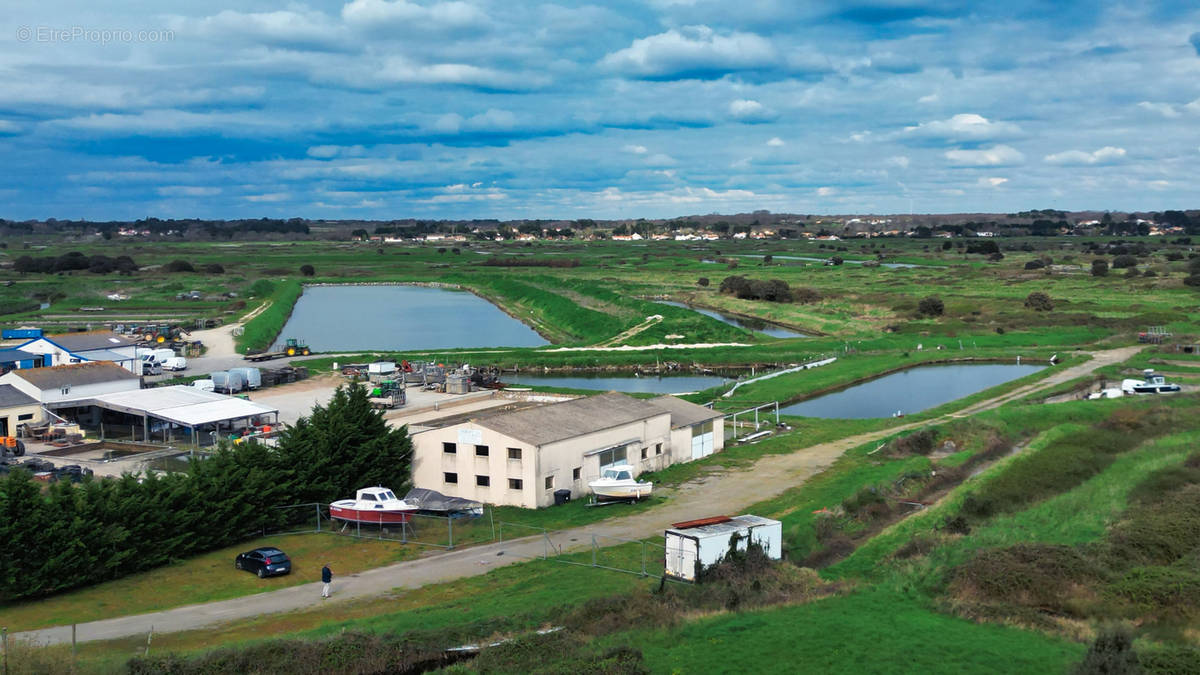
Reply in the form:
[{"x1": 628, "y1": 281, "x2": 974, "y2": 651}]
[
  {"x1": 588, "y1": 465, "x2": 653, "y2": 500},
  {"x1": 1121, "y1": 369, "x2": 1181, "y2": 395},
  {"x1": 330, "y1": 487, "x2": 419, "y2": 524}
]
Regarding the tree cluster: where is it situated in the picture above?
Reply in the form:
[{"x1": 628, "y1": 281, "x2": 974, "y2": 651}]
[
  {"x1": 718, "y1": 275, "x2": 793, "y2": 302},
  {"x1": 0, "y1": 385, "x2": 412, "y2": 602},
  {"x1": 13, "y1": 252, "x2": 137, "y2": 275}
]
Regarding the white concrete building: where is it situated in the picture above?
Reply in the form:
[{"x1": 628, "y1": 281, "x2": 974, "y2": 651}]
[
  {"x1": 411, "y1": 392, "x2": 724, "y2": 508},
  {"x1": 0, "y1": 362, "x2": 141, "y2": 405},
  {"x1": 15, "y1": 332, "x2": 139, "y2": 371},
  {"x1": 0, "y1": 384, "x2": 42, "y2": 436}
]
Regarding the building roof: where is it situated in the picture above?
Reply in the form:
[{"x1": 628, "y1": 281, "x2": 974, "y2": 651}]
[
  {"x1": 35, "y1": 331, "x2": 137, "y2": 352},
  {"x1": 473, "y1": 392, "x2": 666, "y2": 446},
  {"x1": 649, "y1": 395, "x2": 724, "y2": 429},
  {"x1": 72, "y1": 386, "x2": 278, "y2": 427},
  {"x1": 0, "y1": 349, "x2": 37, "y2": 364},
  {"x1": 79, "y1": 349, "x2": 137, "y2": 363},
  {"x1": 8, "y1": 361, "x2": 139, "y2": 389},
  {"x1": 0, "y1": 384, "x2": 37, "y2": 408}
]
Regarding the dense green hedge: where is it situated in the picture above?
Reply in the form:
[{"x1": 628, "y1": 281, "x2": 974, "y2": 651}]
[{"x1": 0, "y1": 384, "x2": 410, "y2": 602}]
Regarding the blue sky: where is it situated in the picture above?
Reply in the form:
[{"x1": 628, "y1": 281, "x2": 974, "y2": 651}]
[{"x1": 1, "y1": 1, "x2": 1198, "y2": 220}]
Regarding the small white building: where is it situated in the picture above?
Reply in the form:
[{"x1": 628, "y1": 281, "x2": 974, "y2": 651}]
[
  {"x1": 411, "y1": 392, "x2": 725, "y2": 508},
  {"x1": 0, "y1": 362, "x2": 141, "y2": 405},
  {"x1": 15, "y1": 332, "x2": 139, "y2": 372},
  {"x1": 664, "y1": 515, "x2": 783, "y2": 582},
  {"x1": 0, "y1": 384, "x2": 42, "y2": 437}
]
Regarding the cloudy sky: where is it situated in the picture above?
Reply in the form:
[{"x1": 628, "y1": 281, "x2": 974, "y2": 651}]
[{"x1": 2, "y1": 1, "x2": 1199, "y2": 220}]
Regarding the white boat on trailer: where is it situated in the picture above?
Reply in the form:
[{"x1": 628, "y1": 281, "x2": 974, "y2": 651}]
[
  {"x1": 1122, "y1": 369, "x2": 1182, "y2": 395},
  {"x1": 588, "y1": 464, "x2": 653, "y2": 501}
]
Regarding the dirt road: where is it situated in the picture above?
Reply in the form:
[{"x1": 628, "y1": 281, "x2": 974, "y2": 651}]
[{"x1": 15, "y1": 347, "x2": 1144, "y2": 646}]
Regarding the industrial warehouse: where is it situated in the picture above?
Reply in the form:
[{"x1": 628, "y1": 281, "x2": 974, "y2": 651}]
[{"x1": 410, "y1": 392, "x2": 724, "y2": 508}]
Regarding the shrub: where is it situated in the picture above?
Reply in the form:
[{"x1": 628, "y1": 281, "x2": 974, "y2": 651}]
[
  {"x1": 830, "y1": 255, "x2": 844, "y2": 265},
  {"x1": 1024, "y1": 259, "x2": 1046, "y2": 270},
  {"x1": 951, "y1": 544, "x2": 1108, "y2": 616},
  {"x1": 917, "y1": 295, "x2": 944, "y2": 317},
  {"x1": 1166, "y1": 251, "x2": 1184, "y2": 261},
  {"x1": 1092, "y1": 259, "x2": 1109, "y2": 276},
  {"x1": 203, "y1": 263, "x2": 224, "y2": 274},
  {"x1": 165, "y1": 259, "x2": 195, "y2": 273},
  {"x1": 1142, "y1": 270, "x2": 1157, "y2": 278},
  {"x1": 697, "y1": 277, "x2": 709, "y2": 287},
  {"x1": 299, "y1": 264, "x2": 315, "y2": 277},
  {"x1": 885, "y1": 428, "x2": 939, "y2": 456},
  {"x1": 1112, "y1": 254, "x2": 1138, "y2": 269},
  {"x1": 1073, "y1": 626, "x2": 1141, "y2": 675},
  {"x1": 1024, "y1": 291, "x2": 1054, "y2": 311},
  {"x1": 793, "y1": 287, "x2": 821, "y2": 304}
]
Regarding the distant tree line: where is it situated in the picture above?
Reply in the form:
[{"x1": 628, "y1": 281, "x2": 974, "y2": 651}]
[
  {"x1": 481, "y1": 257, "x2": 581, "y2": 268},
  {"x1": 13, "y1": 251, "x2": 138, "y2": 274},
  {"x1": 0, "y1": 385, "x2": 412, "y2": 602}
]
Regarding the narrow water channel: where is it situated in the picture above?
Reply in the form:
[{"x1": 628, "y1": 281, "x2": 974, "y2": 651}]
[
  {"x1": 780, "y1": 363, "x2": 1044, "y2": 419},
  {"x1": 504, "y1": 372, "x2": 731, "y2": 395},
  {"x1": 656, "y1": 301, "x2": 808, "y2": 338}
]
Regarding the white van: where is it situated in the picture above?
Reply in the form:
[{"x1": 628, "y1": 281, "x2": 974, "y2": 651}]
[
  {"x1": 191, "y1": 379, "x2": 215, "y2": 392},
  {"x1": 162, "y1": 356, "x2": 188, "y2": 372},
  {"x1": 139, "y1": 354, "x2": 162, "y2": 375}
]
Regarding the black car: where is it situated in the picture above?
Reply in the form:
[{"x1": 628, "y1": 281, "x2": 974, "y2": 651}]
[{"x1": 235, "y1": 547, "x2": 292, "y2": 578}]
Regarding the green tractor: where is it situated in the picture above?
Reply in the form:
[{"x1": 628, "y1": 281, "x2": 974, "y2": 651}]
[{"x1": 285, "y1": 338, "x2": 310, "y2": 356}]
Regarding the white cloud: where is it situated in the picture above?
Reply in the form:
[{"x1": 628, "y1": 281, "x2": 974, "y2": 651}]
[
  {"x1": 977, "y1": 177, "x2": 1008, "y2": 188},
  {"x1": 644, "y1": 153, "x2": 677, "y2": 167},
  {"x1": 0, "y1": 120, "x2": 19, "y2": 135},
  {"x1": 944, "y1": 145, "x2": 1025, "y2": 167},
  {"x1": 307, "y1": 145, "x2": 366, "y2": 159},
  {"x1": 342, "y1": 0, "x2": 487, "y2": 30},
  {"x1": 885, "y1": 155, "x2": 910, "y2": 169},
  {"x1": 1137, "y1": 101, "x2": 1180, "y2": 118},
  {"x1": 918, "y1": 93, "x2": 939, "y2": 104},
  {"x1": 378, "y1": 57, "x2": 533, "y2": 89},
  {"x1": 623, "y1": 144, "x2": 649, "y2": 154},
  {"x1": 728, "y1": 99, "x2": 776, "y2": 122},
  {"x1": 1043, "y1": 146, "x2": 1127, "y2": 166},
  {"x1": 156, "y1": 186, "x2": 221, "y2": 197},
  {"x1": 601, "y1": 25, "x2": 777, "y2": 78},
  {"x1": 168, "y1": 9, "x2": 341, "y2": 48},
  {"x1": 243, "y1": 192, "x2": 290, "y2": 202},
  {"x1": 904, "y1": 114, "x2": 1022, "y2": 143},
  {"x1": 766, "y1": 137, "x2": 785, "y2": 147},
  {"x1": 816, "y1": 186, "x2": 836, "y2": 196}
]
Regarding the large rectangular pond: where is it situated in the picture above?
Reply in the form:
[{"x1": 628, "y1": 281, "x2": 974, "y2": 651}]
[
  {"x1": 275, "y1": 285, "x2": 549, "y2": 351},
  {"x1": 656, "y1": 301, "x2": 808, "y2": 339},
  {"x1": 505, "y1": 372, "x2": 730, "y2": 395},
  {"x1": 780, "y1": 363, "x2": 1045, "y2": 419}
]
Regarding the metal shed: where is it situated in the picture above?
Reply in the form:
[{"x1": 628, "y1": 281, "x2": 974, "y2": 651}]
[{"x1": 664, "y1": 514, "x2": 783, "y2": 582}]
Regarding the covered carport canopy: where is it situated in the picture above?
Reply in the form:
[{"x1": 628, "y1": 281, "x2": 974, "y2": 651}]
[{"x1": 55, "y1": 385, "x2": 279, "y2": 445}]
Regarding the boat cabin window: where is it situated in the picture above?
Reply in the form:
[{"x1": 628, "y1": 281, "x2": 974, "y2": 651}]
[
  {"x1": 361, "y1": 493, "x2": 377, "y2": 501},
  {"x1": 383, "y1": 491, "x2": 396, "y2": 500},
  {"x1": 617, "y1": 470, "x2": 632, "y2": 480},
  {"x1": 602, "y1": 468, "x2": 632, "y2": 481}
]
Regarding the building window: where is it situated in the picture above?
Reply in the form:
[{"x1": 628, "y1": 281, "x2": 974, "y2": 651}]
[
  {"x1": 508, "y1": 478, "x2": 523, "y2": 490},
  {"x1": 444, "y1": 472, "x2": 458, "y2": 484},
  {"x1": 641, "y1": 447, "x2": 647, "y2": 460},
  {"x1": 476, "y1": 475, "x2": 490, "y2": 487},
  {"x1": 655, "y1": 443, "x2": 662, "y2": 455},
  {"x1": 573, "y1": 467, "x2": 581, "y2": 481},
  {"x1": 60, "y1": 386, "x2": 71, "y2": 396},
  {"x1": 507, "y1": 447, "x2": 522, "y2": 460},
  {"x1": 596, "y1": 446, "x2": 626, "y2": 469},
  {"x1": 475, "y1": 444, "x2": 489, "y2": 457},
  {"x1": 18, "y1": 414, "x2": 33, "y2": 421},
  {"x1": 443, "y1": 442, "x2": 456, "y2": 454},
  {"x1": 545, "y1": 475, "x2": 554, "y2": 490}
]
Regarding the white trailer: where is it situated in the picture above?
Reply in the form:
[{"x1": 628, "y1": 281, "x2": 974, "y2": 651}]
[{"x1": 664, "y1": 515, "x2": 783, "y2": 582}]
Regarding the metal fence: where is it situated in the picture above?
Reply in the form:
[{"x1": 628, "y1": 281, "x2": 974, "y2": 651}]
[{"x1": 265, "y1": 504, "x2": 670, "y2": 580}]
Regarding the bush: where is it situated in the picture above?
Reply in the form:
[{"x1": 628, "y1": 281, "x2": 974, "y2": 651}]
[
  {"x1": 1073, "y1": 626, "x2": 1141, "y2": 675},
  {"x1": 1092, "y1": 259, "x2": 1109, "y2": 277},
  {"x1": 1112, "y1": 254, "x2": 1138, "y2": 269},
  {"x1": 830, "y1": 255, "x2": 844, "y2": 265},
  {"x1": 299, "y1": 264, "x2": 315, "y2": 277},
  {"x1": 952, "y1": 544, "x2": 1108, "y2": 616},
  {"x1": 203, "y1": 263, "x2": 224, "y2": 274},
  {"x1": 718, "y1": 275, "x2": 792, "y2": 302},
  {"x1": 917, "y1": 295, "x2": 944, "y2": 317},
  {"x1": 885, "y1": 428, "x2": 939, "y2": 456},
  {"x1": 165, "y1": 259, "x2": 195, "y2": 273},
  {"x1": 697, "y1": 277, "x2": 709, "y2": 287},
  {"x1": 1024, "y1": 259, "x2": 1046, "y2": 270},
  {"x1": 1024, "y1": 291, "x2": 1054, "y2": 311},
  {"x1": 793, "y1": 287, "x2": 821, "y2": 304}
]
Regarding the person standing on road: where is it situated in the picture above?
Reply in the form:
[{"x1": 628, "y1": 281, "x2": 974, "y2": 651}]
[{"x1": 321, "y1": 563, "x2": 332, "y2": 599}]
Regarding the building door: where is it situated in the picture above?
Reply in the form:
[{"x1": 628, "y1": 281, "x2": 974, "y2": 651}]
[
  {"x1": 0, "y1": 416, "x2": 8, "y2": 436},
  {"x1": 667, "y1": 535, "x2": 699, "y2": 581},
  {"x1": 691, "y1": 421, "x2": 714, "y2": 460}
]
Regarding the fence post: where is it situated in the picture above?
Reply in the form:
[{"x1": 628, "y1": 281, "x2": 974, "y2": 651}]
[
  {"x1": 447, "y1": 516, "x2": 454, "y2": 550},
  {"x1": 641, "y1": 541, "x2": 647, "y2": 577},
  {"x1": 498, "y1": 521, "x2": 503, "y2": 544},
  {"x1": 3, "y1": 626, "x2": 8, "y2": 675},
  {"x1": 543, "y1": 530, "x2": 548, "y2": 559},
  {"x1": 401, "y1": 519, "x2": 407, "y2": 544},
  {"x1": 72, "y1": 623, "x2": 77, "y2": 664},
  {"x1": 146, "y1": 625, "x2": 153, "y2": 657},
  {"x1": 315, "y1": 503, "x2": 321, "y2": 533},
  {"x1": 592, "y1": 535, "x2": 597, "y2": 567},
  {"x1": 489, "y1": 508, "x2": 495, "y2": 543}
]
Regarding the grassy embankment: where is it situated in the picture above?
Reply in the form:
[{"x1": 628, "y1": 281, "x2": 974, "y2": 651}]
[{"x1": 233, "y1": 279, "x2": 303, "y2": 353}]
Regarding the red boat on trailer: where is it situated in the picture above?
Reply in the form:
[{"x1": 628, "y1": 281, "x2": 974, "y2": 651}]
[{"x1": 330, "y1": 487, "x2": 419, "y2": 524}]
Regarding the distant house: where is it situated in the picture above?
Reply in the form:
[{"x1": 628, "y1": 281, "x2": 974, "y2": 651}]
[
  {"x1": 411, "y1": 392, "x2": 724, "y2": 508},
  {"x1": 0, "y1": 362, "x2": 141, "y2": 405},
  {"x1": 15, "y1": 331, "x2": 139, "y2": 371},
  {"x1": 0, "y1": 348, "x2": 41, "y2": 373}
]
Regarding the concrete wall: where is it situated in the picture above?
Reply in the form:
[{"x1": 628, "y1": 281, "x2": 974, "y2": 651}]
[
  {"x1": 412, "y1": 412, "x2": 673, "y2": 508},
  {"x1": 0, "y1": 402, "x2": 42, "y2": 436}
]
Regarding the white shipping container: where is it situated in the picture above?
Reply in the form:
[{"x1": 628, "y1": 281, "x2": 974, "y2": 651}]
[
  {"x1": 368, "y1": 361, "x2": 396, "y2": 374},
  {"x1": 664, "y1": 515, "x2": 782, "y2": 582}
]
